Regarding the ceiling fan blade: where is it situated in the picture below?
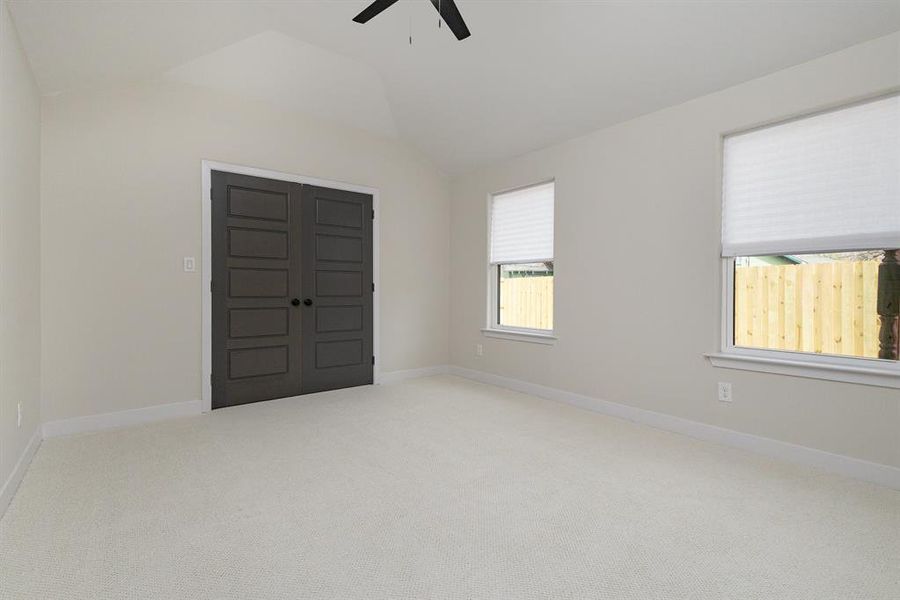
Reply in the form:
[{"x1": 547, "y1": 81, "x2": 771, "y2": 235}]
[
  {"x1": 429, "y1": 0, "x2": 471, "y2": 40},
  {"x1": 353, "y1": 0, "x2": 401, "y2": 24}
]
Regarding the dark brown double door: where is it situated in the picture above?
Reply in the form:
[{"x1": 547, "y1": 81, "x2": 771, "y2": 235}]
[{"x1": 211, "y1": 171, "x2": 373, "y2": 409}]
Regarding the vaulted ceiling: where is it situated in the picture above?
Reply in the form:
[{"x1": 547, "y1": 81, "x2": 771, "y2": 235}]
[{"x1": 9, "y1": 1, "x2": 900, "y2": 173}]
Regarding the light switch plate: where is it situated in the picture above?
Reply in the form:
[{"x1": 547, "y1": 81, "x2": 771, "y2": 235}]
[{"x1": 183, "y1": 257, "x2": 196, "y2": 272}]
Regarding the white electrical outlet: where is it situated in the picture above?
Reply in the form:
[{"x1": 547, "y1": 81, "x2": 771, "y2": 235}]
[
  {"x1": 17, "y1": 402, "x2": 22, "y2": 428},
  {"x1": 183, "y1": 256, "x2": 196, "y2": 272},
  {"x1": 718, "y1": 382, "x2": 732, "y2": 402},
  {"x1": 476, "y1": 343, "x2": 483, "y2": 357}
]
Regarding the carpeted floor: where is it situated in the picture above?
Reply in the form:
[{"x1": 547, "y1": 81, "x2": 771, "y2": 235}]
[{"x1": 1, "y1": 375, "x2": 898, "y2": 599}]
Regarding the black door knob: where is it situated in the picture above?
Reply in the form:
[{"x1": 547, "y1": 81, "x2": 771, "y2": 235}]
[
  {"x1": 291, "y1": 298, "x2": 300, "y2": 306},
  {"x1": 303, "y1": 298, "x2": 313, "y2": 306}
]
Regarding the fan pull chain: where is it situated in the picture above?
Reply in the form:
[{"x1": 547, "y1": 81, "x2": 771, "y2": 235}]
[{"x1": 439, "y1": 0, "x2": 442, "y2": 28}]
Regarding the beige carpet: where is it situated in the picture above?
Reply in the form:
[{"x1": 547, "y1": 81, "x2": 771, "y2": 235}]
[{"x1": 1, "y1": 375, "x2": 898, "y2": 599}]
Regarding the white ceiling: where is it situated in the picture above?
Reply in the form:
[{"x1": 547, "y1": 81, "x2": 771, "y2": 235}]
[
  {"x1": 163, "y1": 30, "x2": 398, "y2": 138},
  {"x1": 9, "y1": 1, "x2": 900, "y2": 173}
]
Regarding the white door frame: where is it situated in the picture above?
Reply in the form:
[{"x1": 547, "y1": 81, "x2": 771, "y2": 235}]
[{"x1": 200, "y1": 160, "x2": 381, "y2": 413}]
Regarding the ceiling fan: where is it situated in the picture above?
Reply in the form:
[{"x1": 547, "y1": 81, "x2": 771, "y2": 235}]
[{"x1": 353, "y1": 0, "x2": 471, "y2": 41}]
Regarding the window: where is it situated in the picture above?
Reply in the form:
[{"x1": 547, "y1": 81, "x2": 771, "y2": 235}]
[
  {"x1": 733, "y1": 251, "x2": 893, "y2": 360},
  {"x1": 487, "y1": 181, "x2": 555, "y2": 338},
  {"x1": 715, "y1": 94, "x2": 900, "y2": 385},
  {"x1": 498, "y1": 262, "x2": 554, "y2": 330}
]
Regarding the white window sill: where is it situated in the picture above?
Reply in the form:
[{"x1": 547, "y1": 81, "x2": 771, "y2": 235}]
[
  {"x1": 481, "y1": 328, "x2": 557, "y2": 345},
  {"x1": 705, "y1": 352, "x2": 900, "y2": 389}
]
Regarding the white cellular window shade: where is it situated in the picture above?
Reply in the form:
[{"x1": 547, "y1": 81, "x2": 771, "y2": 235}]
[
  {"x1": 722, "y1": 94, "x2": 900, "y2": 257},
  {"x1": 490, "y1": 182, "x2": 554, "y2": 264}
]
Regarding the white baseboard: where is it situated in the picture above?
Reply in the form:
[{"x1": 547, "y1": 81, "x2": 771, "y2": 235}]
[
  {"x1": 378, "y1": 365, "x2": 450, "y2": 385},
  {"x1": 42, "y1": 399, "x2": 202, "y2": 439},
  {"x1": 30, "y1": 365, "x2": 899, "y2": 489},
  {"x1": 447, "y1": 366, "x2": 900, "y2": 490},
  {"x1": 0, "y1": 428, "x2": 42, "y2": 517}
]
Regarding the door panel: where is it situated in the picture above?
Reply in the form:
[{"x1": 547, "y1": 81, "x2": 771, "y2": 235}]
[
  {"x1": 315, "y1": 271, "x2": 363, "y2": 297},
  {"x1": 316, "y1": 306, "x2": 363, "y2": 332},
  {"x1": 227, "y1": 187, "x2": 289, "y2": 220},
  {"x1": 301, "y1": 185, "x2": 373, "y2": 393},
  {"x1": 228, "y1": 268, "x2": 289, "y2": 298},
  {"x1": 316, "y1": 340, "x2": 363, "y2": 368},
  {"x1": 315, "y1": 197, "x2": 364, "y2": 228},
  {"x1": 228, "y1": 228, "x2": 289, "y2": 259},
  {"x1": 229, "y1": 346, "x2": 289, "y2": 379},
  {"x1": 229, "y1": 308, "x2": 289, "y2": 338},
  {"x1": 316, "y1": 234, "x2": 363, "y2": 262},
  {"x1": 212, "y1": 172, "x2": 303, "y2": 408}
]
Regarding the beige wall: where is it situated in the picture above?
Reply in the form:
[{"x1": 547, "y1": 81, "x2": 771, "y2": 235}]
[
  {"x1": 0, "y1": 1, "x2": 42, "y2": 490},
  {"x1": 450, "y1": 33, "x2": 900, "y2": 468},
  {"x1": 22, "y1": 21, "x2": 900, "y2": 473},
  {"x1": 41, "y1": 79, "x2": 450, "y2": 422}
]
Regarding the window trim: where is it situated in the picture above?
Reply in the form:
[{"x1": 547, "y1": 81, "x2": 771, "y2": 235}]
[
  {"x1": 481, "y1": 327, "x2": 558, "y2": 344},
  {"x1": 707, "y1": 257, "x2": 900, "y2": 389},
  {"x1": 485, "y1": 180, "x2": 556, "y2": 342}
]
